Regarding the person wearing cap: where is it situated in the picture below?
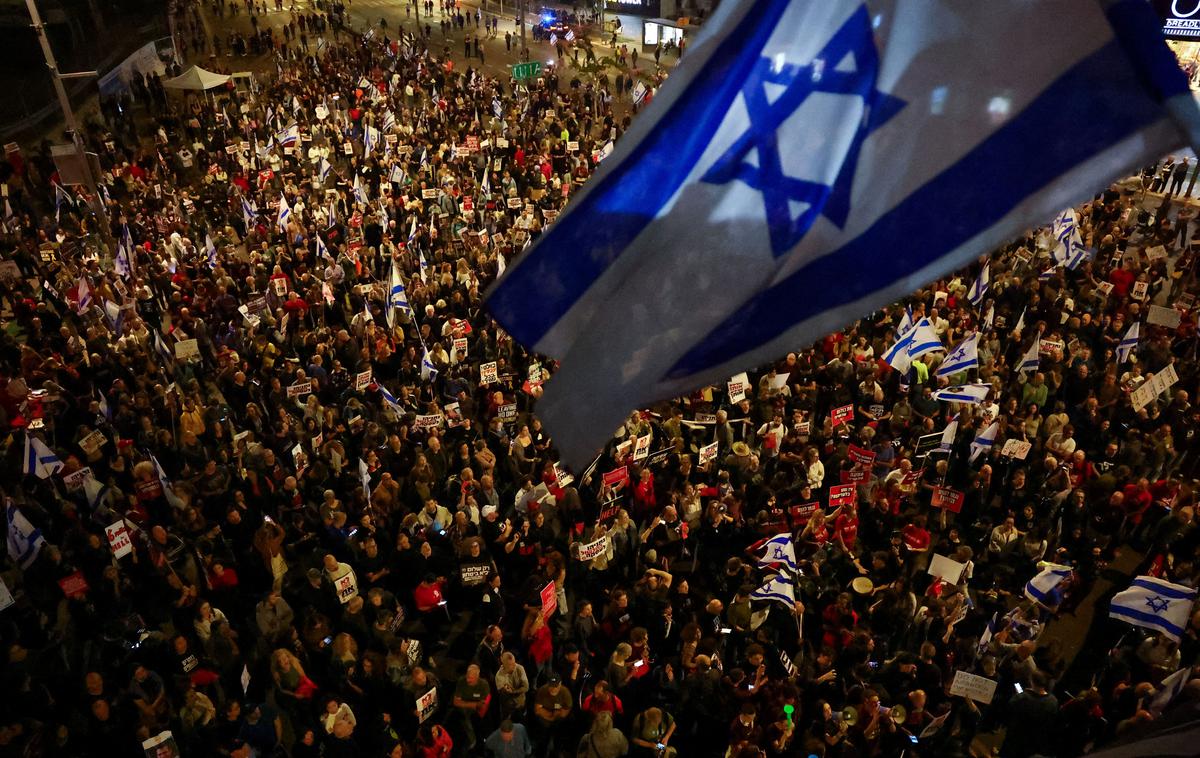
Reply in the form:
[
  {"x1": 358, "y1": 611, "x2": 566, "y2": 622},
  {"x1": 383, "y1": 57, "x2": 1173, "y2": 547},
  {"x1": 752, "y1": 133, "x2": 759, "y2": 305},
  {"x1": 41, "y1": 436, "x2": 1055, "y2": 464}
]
[
  {"x1": 484, "y1": 719, "x2": 533, "y2": 757},
  {"x1": 532, "y1": 673, "x2": 573, "y2": 755}
]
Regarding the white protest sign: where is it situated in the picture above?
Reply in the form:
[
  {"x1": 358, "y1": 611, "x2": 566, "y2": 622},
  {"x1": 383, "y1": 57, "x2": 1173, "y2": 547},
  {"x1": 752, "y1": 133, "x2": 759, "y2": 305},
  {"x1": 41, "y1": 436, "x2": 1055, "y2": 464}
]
[
  {"x1": 1096, "y1": 281, "x2": 1113, "y2": 297},
  {"x1": 480, "y1": 361, "x2": 499, "y2": 384},
  {"x1": 0, "y1": 576, "x2": 12, "y2": 612},
  {"x1": 949, "y1": 670, "x2": 998, "y2": 704},
  {"x1": 1147, "y1": 305, "x2": 1182, "y2": 329},
  {"x1": 633, "y1": 433, "x2": 652, "y2": 462},
  {"x1": 105, "y1": 520, "x2": 133, "y2": 558},
  {"x1": 1146, "y1": 244, "x2": 1168, "y2": 261},
  {"x1": 414, "y1": 414, "x2": 444, "y2": 429},
  {"x1": 699, "y1": 441, "x2": 719, "y2": 465},
  {"x1": 453, "y1": 337, "x2": 468, "y2": 357},
  {"x1": 727, "y1": 371, "x2": 749, "y2": 403},
  {"x1": 1000, "y1": 439, "x2": 1031, "y2": 460},
  {"x1": 554, "y1": 463, "x2": 573, "y2": 488},
  {"x1": 928, "y1": 553, "x2": 966, "y2": 585},
  {"x1": 355, "y1": 370, "x2": 373, "y2": 391},
  {"x1": 417, "y1": 687, "x2": 438, "y2": 722},
  {"x1": 173, "y1": 338, "x2": 200, "y2": 361},
  {"x1": 63, "y1": 467, "x2": 93, "y2": 492},
  {"x1": 79, "y1": 431, "x2": 106, "y2": 456},
  {"x1": 1132, "y1": 281, "x2": 1149, "y2": 301},
  {"x1": 577, "y1": 536, "x2": 608, "y2": 562},
  {"x1": 287, "y1": 381, "x2": 313, "y2": 399}
]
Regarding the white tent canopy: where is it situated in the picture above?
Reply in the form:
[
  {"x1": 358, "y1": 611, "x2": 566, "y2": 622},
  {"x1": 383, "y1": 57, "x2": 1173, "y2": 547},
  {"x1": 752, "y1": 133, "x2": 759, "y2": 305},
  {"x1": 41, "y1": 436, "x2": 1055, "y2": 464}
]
[{"x1": 162, "y1": 66, "x2": 231, "y2": 91}]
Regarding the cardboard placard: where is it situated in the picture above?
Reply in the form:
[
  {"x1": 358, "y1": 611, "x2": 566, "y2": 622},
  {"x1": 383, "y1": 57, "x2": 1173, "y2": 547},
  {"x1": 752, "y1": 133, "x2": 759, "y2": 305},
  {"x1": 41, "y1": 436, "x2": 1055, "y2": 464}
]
[
  {"x1": 931, "y1": 487, "x2": 964, "y2": 513},
  {"x1": 416, "y1": 688, "x2": 438, "y2": 723},
  {"x1": 847, "y1": 445, "x2": 876, "y2": 467},
  {"x1": 633, "y1": 433, "x2": 652, "y2": 462},
  {"x1": 1132, "y1": 281, "x2": 1149, "y2": 301},
  {"x1": 828, "y1": 483, "x2": 857, "y2": 507},
  {"x1": 727, "y1": 371, "x2": 749, "y2": 403},
  {"x1": 141, "y1": 731, "x2": 180, "y2": 758},
  {"x1": 602, "y1": 466, "x2": 629, "y2": 488},
  {"x1": 699, "y1": 441, "x2": 719, "y2": 465},
  {"x1": 480, "y1": 361, "x2": 499, "y2": 384},
  {"x1": 355, "y1": 370, "x2": 373, "y2": 391},
  {"x1": 1146, "y1": 244, "x2": 1168, "y2": 261},
  {"x1": 63, "y1": 466, "x2": 93, "y2": 492},
  {"x1": 540, "y1": 581, "x2": 558, "y2": 618},
  {"x1": 452, "y1": 337, "x2": 468, "y2": 356},
  {"x1": 498, "y1": 402, "x2": 517, "y2": 423},
  {"x1": 1000, "y1": 438, "x2": 1031, "y2": 459},
  {"x1": 173, "y1": 338, "x2": 200, "y2": 360},
  {"x1": 949, "y1": 670, "x2": 998, "y2": 704},
  {"x1": 287, "y1": 381, "x2": 313, "y2": 398},
  {"x1": 105, "y1": 520, "x2": 133, "y2": 558},
  {"x1": 58, "y1": 570, "x2": 89, "y2": 599},
  {"x1": 1147, "y1": 304, "x2": 1182, "y2": 328},
  {"x1": 831, "y1": 404, "x2": 854, "y2": 426},
  {"x1": 79, "y1": 431, "x2": 107, "y2": 456},
  {"x1": 577, "y1": 536, "x2": 608, "y2": 561},
  {"x1": 789, "y1": 502, "x2": 819, "y2": 524},
  {"x1": 928, "y1": 553, "x2": 966, "y2": 584},
  {"x1": 507, "y1": 197, "x2": 522, "y2": 209},
  {"x1": 422, "y1": 188, "x2": 438, "y2": 199},
  {"x1": 414, "y1": 414, "x2": 444, "y2": 429}
]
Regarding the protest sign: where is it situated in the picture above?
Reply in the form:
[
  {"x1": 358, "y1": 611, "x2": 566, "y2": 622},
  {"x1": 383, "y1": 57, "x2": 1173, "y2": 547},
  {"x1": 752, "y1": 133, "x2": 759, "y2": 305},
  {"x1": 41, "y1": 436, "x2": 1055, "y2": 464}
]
[
  {"x1": 414, "y1": 414, "x2": 444, "y2": 429},
  {"x1": 58, "y1": 570, "x2": 89, "y2": 599},
  {"x1": 928, "y1": 554, "x2": 966, "y2": 584},
  {"x1": 417, "y1": 688, "x2": 438, "y2": 723},
  {"x1": 459, "y1": 562, "x2": 492, "y2": 586},
  {"x1": 1147, "y1": 304, "x2": 1182, "y2": 328},
  {"x1": 63, "y1": 466, "x2": 93, "y2": 492},
  {"x1": 173, "y1": 338, "x2": 199, "y2": 360},
  {"x1": 727, "y1": 371, "x2": 749, "y2": 403},
  {"x1": 828, "y1": 484, "x2": 856, "y2": 507},
  {"x1": 142, "y1": 731, "x2": 181, "y2": 758},
  {"x1": 0, "y1": 576, "x2": 12, "y2": 612},
  {"x1": 949, "y1": 670, "x2": 998, "y2": 704},
  {"x1": 287, "y1": 381, "x2": 312, "y2": 398},
  {"x1": 634, "y1": 433, "x2": 652, "y2": 462},
  {"x1": 355, "y1": 370, "x2": 373, "y2": 391},
  {"x1": 540, "y1": 581, "x2": 558, "y2": 618},
  {"x1": 105, "y1": 521, "x2": 133, "y2": 558},
  {"x1": 602, "y1": 466, "x2": 629, "y2": 488},
  {"x1": 79, "y1": 431, "x2": 106, "y2": 456},
  {"x1": 498, "y1": 403, "x2": 517, "y2": 423},
  {"x1": 847, "y1": 445, "x2": 876, "y2": 467},
  {"x1": 1132, "y1": 281, "x2": 1149, "y2": 301},
  {"x1": 831, "y1": 404, "x2": 854, "y2": 426},
  {"x1": 453, "y1": 337, "x2": 468, "y2": 356},
  {"x1": 699, "y1": 441, "x2": 719, "y2": 465},
  {"x1": 576, "y1": 537, "x2": 608, "y2": 562},
  {"x1": 931, "y1": 487, "x2": 964, "y2": 513},
  {"x1": 480, "y1": 361, "x2": 499, "y2": 384},
  {"x1": 789, "y1": 502, "x2": 819, "y2": 524},
  {"x1": 1146, "y1": 244, "x2": 1168, "y2": 261},
  {"x1": 1000, "y1": 439, "x2": 1031, "y2": 459},
  {"x1": 553, "y1": 463, "x2": 573, "y2": 488}
]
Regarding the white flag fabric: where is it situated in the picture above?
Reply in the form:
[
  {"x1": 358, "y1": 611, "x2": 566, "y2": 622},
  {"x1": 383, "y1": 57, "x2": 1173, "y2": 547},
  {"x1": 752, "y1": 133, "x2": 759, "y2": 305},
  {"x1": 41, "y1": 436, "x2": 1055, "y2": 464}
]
[
  {"x1": 1117, "y1": 321, "x2": 1140, "y2": 364},
  {"x1": 486, "y1": 0, "x2": 1197, "y2": 467},
  {"x1": 969, "y1": 421, "x2": 998, "y2": 463},
  {"x1": 938, "y1": 415, "x2": 958, "y2": 452},
  {"x1": 205, "y1": 234, "x2": 218, "y2": 269},
  {"x1": 882, "y1": 324, "x2": 916, "y2": 373},
  {"x1": 359, "y1": 458, "x2": 372, "y2": 499},
  {"x1": 1024, "y1": 562, "x2": 1072, "y2": 605},
  {"x1": 421, "y1": 348, "x2": 439, "y2": 383},
  {"x1": 936, "y1": 332, "x2": 979, "y2": 377},
  {"x1": 1110, "y1": 576, "x2": 1197, "y2": 642},
  {"x1": 6, "y1": 499, "x2": 44, "y2": 569},
  {"x1": 150, "y1": 454, "x2": 187, "y2": 511},
  {"x1": 932, "y1": 383, "x2": 991, "y2": 405},
  {"x1": 23, "y1": 433, "x2": 63, "y2": 479},
  {"x1": 1012, "y1": 307, "x2": 1027, "y2": 335},
  {"x1": 750, "y1": 573, "x2": 795, "y2": 607},
  {"x1": 906, "y1": 318, "x2": 944, "y2": 360},
  {"x1": 757, "y1": 533, "x2": 798, "y2": 571},
  {"x1": 1148, "y1": 666, "x2": 1191, "y2": 716},
  {"x1": 276, "y1": 195, "x2": 290, "y2": 232},
  {"x1": 1018, "y1": 337, "x2": 1041, "y2": 374}
]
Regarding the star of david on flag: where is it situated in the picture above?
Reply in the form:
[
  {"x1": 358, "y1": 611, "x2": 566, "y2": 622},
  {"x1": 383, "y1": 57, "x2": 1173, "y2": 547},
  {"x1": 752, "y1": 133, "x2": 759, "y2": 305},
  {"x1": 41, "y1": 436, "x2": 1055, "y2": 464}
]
[
  {"x1": 755, "y1": 532, "x2": 798, "y2": 571},
  {"x1": 488, "y1": 0, "x2": 1200, "y2": 468},
  {"x1": 1110, "y1": 576, "x2": 1197, "y2": 642}
]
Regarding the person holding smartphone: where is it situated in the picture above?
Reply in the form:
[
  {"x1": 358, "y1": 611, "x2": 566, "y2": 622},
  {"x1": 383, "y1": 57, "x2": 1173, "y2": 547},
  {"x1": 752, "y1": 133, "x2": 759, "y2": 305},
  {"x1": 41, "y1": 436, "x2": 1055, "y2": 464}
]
[{"x1": 629, "y1": 706, "x2": 677, "y2": 758}]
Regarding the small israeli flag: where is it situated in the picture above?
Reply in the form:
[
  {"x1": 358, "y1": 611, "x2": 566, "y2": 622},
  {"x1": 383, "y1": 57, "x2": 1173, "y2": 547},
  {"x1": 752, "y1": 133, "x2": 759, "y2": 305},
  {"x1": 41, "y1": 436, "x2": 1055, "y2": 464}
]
[
  {"x1": 1110, "y1": 576, "x2": 1197, "y2": 642},
  {"x1": 966, "y1": 262, "x2": 989, "y2": 307},
  {"x1": 938, "y1": 414, "x2": 958, "y2": 452},
  {"x1": 1024, "y1": 562, "x2": 1072, "y2": 605},
  {"x1": 319, "y1": 157, "x2": 332, "y2": 184},
  {"x1": 276, "y1": 122, "x2": 300, "y2": 146},
  {"x1": 150, "y1": 454, "x2": 186, "y2": 511},
  {"x1": 933, "y1": 383, "x2": 991, "y2": 405},
  {"x1": 205, "y1": 234, "x2": 218, "y2": 269},
  {"x1": 936, "y1": 332, "x2": 979, "y2": 377},
  {"x1": 6, "y1": 498, "x2": 45, "y2": 568},
  {"x1": 421, "y1": 347, "x2": 439, "y2": 383},
  {"x1": 354, "y1": 175, "x2": 368, "y2": 206},
  {"x1": 382, "y1": 109, "x2": 396, "y2": 133},
  {"x1": 276, "y1": 195, "x2": 291, "y2": 232},
  {"x1": 969, "y1": 421, "x2": 999, "y2": 463},
  {"x1": 242, "y1": 197, "x2": 258, "y2": 226},
  {"x1": 115, "y1": 241, "x2": 132, "y2": 279},
  {"x1": 363, "y1": 125, "x2": 379, "y2": 154},
  {"x1": 23, "y1": 434, "x2": 63, "y2": 479},
  {"x1": 419, "y1": 250, "x2": 428, "y2": 283},
  {"x1": 1018, "y1": 337, "x2": 1041, "y2": 374},
  {"x1": 757, "y1": 533, "x2": 798, "y2": 571},
  {"x1": 359, "y1": 458, "x2": 372, "y2": 498},
  {"x1": 750, "y1": 573, "x2": 795, "y2": 607},
  {"x1": 75, "y1": 276, "x2": 92, "y2": 314},
  {"x1": 316, "y1": 235, "x2": 333, "y2": 262},
  {"x1": 389, "y1": 163, "x2": 406, "y2": 185},
  {"x1": 1117, "y1": 321, "x2": 1140, "y2": 364},
  {"x1": 1012, "y1": 307, "x2": 1027, "y2": 335}
]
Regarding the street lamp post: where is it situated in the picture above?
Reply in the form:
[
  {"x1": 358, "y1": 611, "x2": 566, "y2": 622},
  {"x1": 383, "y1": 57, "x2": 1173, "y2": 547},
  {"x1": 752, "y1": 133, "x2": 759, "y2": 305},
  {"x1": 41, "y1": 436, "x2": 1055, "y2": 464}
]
[{"x1": 24, "y1": 0, "x2": 112, "y2": 250}]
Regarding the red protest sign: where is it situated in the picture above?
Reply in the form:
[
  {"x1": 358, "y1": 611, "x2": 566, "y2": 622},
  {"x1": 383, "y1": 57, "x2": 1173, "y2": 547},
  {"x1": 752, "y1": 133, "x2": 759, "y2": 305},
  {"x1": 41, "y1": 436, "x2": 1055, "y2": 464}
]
[
  {"x1": 540, "y1": 581, "x2": 558, "y2": 618},
  {"x1": 602, "y1": 466, "x2": 629, "y2": 489},
  {"x1": 58, "y1": 570, "x2": 89, "y2": 599},
  {"x1": 931, "y1": 487, "x2": 964, "y2": 513},
  {"x1": 840, "y1": 469, "x2": 869, "y2": 484},
  {"x1": 828, "y1": 484, "x2": 857, "y2": 508},
  {"x1": 831, "y1": 404, "x2": 854, "y2": 427},
  {"x1": 789, "y1": 502, "x2": 819, "y2": 525},
  {"x1": 847, "y1": 445, "x2": 876, "y2": 466}
]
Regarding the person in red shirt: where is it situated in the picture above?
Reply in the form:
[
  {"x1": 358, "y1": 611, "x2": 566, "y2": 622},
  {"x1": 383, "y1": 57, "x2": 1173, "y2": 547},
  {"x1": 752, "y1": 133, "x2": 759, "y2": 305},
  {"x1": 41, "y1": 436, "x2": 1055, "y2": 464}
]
[
  {"x1": 901, "y1": 514, "x2": 931, "y2": 558},
  {"x1": 833, "y1": 503, "x2": 859, "y2": 552},
  {"x1": 413, "y1": 574, "x2": 445, "y2": 612},
  {"x1": 1108, "y1": 264, "x2": 1136, "y2": 298}
]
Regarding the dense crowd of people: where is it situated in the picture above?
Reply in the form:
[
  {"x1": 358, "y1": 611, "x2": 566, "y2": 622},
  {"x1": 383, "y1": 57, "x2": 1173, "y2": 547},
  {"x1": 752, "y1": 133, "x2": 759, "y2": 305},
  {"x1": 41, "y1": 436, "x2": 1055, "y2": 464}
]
[{"x1": 3, "y1": 2, "x2": 1200, "y2": 757}]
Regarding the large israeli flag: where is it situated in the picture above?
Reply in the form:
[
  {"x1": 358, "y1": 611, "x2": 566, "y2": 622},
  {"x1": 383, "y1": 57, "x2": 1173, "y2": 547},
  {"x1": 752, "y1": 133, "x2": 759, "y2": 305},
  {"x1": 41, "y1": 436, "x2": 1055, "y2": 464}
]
[
  {"x1": 750, "y1": 573, "x2": 796, "y2": 607},
  {"x1": 932, "y1": 383, "x2": 991, "y2": 405},
  {"x1": 1024, "y1": 562, "x2": 1072, "y2": 606},
  {"x1": 969, "y1": 420, "x2": 998, "y2": 463},
  {"x1": 23, "y1": 434, "x2": 63, "y2": 479},
  {"x1": 1117, "y1": 321, "x2": 1140, "y2": 363},
  {"x1": 487, "y1": 0, "x2": 1200, "y2": 467},
  {"x1": 1110, "y1": 576, "x2": 1197, "y2": 642}
]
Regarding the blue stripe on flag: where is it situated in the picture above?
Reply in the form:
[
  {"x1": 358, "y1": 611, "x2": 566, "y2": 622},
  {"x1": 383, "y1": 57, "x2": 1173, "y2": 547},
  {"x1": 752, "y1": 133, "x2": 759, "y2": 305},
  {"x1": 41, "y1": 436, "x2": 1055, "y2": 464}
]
[
  {"x1": 1105, "y1": 0, "x2": 1191, "y2": 102},
  {"x1": 488, "y1": 0, "x2": 792, "y2": 345},
  {"x1": 667, "y1": 38, "x2": 1172, "y2": 377},
  {"x1": 1110, "y1": 604, "x2": 1186, "y2": 638},
  {"x1": 1132, "y1": 578, "x2": 1196, "y2": 600}
]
